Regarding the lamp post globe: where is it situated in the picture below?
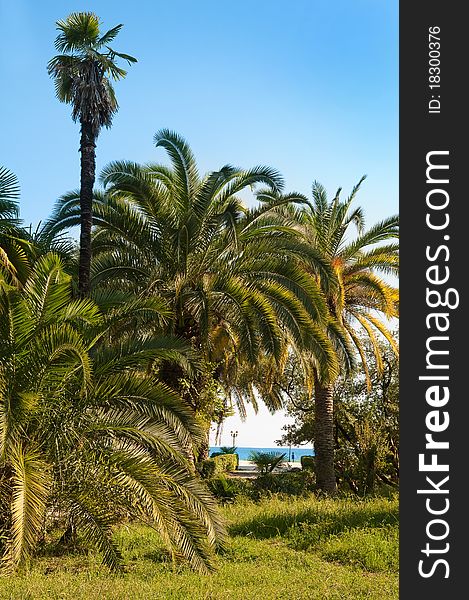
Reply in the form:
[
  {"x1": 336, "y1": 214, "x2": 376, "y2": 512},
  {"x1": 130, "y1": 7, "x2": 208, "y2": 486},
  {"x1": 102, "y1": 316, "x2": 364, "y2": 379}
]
[{"x1": 230, "y1": 430, "x2": 238, "y2": 447}]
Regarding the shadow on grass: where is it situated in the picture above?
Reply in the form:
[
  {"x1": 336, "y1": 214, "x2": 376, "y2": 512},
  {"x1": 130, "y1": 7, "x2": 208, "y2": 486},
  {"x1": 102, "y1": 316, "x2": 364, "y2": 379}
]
[
  {"x1": 38, "y1": 540, "x2": 90, "y2": 558},
  {"x1": 142, "y1": 549, "x2": 172, "y2": 564},
  {"x1": 229, "y1": 501, "x2": 398, "y2": 543}
]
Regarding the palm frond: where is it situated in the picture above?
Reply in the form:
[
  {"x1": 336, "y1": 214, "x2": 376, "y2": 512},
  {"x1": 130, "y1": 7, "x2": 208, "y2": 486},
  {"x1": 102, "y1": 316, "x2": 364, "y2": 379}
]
[
  {"x1": 2, "y1": 443, "x2": 50, "y2": 570},
  {"x1": 0, "y1": 166, "x2": 20, "y2": 208}
]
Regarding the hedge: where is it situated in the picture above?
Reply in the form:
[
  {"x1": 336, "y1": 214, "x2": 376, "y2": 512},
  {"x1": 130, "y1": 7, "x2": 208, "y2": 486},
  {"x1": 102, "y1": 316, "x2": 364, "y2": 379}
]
[
  {"x1": 214, "y1": 453, "x2": 238, "y2": 473},
  {"x1": 301, "y1": 455, "x2": 315, "y2": 471},
  {"x1": 210, "y1": 452, "x2": 239, "y2": 468},
  {"x1": 199, "y1": 453, "x2": 238, "y2": 478}
]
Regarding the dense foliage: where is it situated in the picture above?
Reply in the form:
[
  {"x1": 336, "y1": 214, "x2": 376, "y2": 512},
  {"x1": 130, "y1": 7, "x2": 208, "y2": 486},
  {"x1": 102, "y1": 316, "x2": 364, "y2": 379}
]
[
  {"x1": 0, "y1": 254, "x2": 225, "y2": 572},
  {"x1": 45, "y1": 129, "x2": 338, "y2": 462},
  {"x1": 0, "y1": 9, "x2": 399, "y2": 576}
]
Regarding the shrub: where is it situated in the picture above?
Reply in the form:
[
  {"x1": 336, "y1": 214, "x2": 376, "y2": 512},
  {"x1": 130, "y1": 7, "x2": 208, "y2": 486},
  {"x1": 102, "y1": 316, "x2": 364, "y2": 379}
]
[
  {"x1": 199, "y1": 454, "x2": 237, "y2": 479},
  {"x1": 207, "y1": 475, "x2": 238, "y2": 503},
  {"x1": 211, "y1": 449, "x2": 239, "y2": 468},
  {"x1": 301, "y1": 455, "x2": 315, "y2": 471},
  {"x1": 249, "y1": 451, "x2": 286, "y2": 474},
  {"x1": 214, "y1": 453, "x2": 238, "y2": 473},
  {"x1": 335, "y1": 422, "x2": 392, "y2": 495},
  {"x1": 208, "y1": 472, "x2": 318, "y2": 503}
]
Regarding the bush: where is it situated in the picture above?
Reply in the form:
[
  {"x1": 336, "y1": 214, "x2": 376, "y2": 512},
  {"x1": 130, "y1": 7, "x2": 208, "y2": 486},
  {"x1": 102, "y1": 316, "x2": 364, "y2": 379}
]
[
  {"x1": 199, "y1": 454, "x2": 237, "y2": 479},
  {"x1": 207, "y1": 475, "x2": 238, "y2": 503},
  {"x1": 335, "y1": 422, "x2": 394, "y2": 495},
  {"x1": 214, "y1": 453, "x2": 238, "y2": 473},
  {"x1": 207, "y1": 472, "x2": 317, "y2": 503},
  {"x1": 301, "y1": 455, "x2": 315, "y2": 471},
  {"x1": 248, "y1": 451, "x2": 286, "y2": 474},
  {"x1": 210, "y1": 447, "x2": 238, "y2": 465}
]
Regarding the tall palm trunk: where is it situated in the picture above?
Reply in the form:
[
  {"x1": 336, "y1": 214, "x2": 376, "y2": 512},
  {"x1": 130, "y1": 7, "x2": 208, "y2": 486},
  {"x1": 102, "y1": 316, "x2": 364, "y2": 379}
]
[
  {"x1": 314, "y1": 372, "x2": 337, "y2": 495},
  {"x1": 198, "y1": 428, "x2": 211, "y2": 462},
  {"x1": 78, "y1": 121, "x2": 96, "y2": 297}
]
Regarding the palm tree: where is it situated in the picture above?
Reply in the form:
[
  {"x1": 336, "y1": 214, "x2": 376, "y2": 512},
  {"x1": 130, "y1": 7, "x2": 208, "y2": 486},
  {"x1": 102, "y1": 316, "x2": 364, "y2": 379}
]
[
  {"x1": 0, "y1": 253, "x2": 225, "y2": 572},
  {"x1": 248, "y1": 451, "x2": 286, "y2": 474},
  {"x1": 47, "y1": 12, "x2": 136, "y2": 296},
  {"x1": 218, "y1": 447, "x2": 237, "y2": 455},
  {"x1": 45, "y1": 130, "x2": 337, "y2": 461},
  {"x1": 0, "y1": 166, "x2": 30, "y2": 285},
  {"x1": 279, "y1": 178, "x2": 399, "y2": 494}
]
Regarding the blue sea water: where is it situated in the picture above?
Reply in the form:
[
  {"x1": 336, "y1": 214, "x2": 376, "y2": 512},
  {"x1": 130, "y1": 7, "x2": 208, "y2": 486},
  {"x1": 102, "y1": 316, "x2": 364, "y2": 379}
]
[{"x1": 209, "y1": 446, "x2": 314, "y2": 462}]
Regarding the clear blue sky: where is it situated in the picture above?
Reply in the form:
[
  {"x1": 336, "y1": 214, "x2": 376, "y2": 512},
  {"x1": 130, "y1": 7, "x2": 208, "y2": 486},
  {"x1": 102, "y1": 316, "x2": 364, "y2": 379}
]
[
  {"x1": 0, "y1": 0, "x2": 397, "y2": 228},
  {"x1": 0, "y1": 1, "x2": 397, "y2": 445}
]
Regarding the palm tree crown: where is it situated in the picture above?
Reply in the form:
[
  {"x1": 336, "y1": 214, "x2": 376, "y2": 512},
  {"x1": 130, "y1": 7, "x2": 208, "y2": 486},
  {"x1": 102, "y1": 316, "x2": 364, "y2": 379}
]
[
  {"x1": 301, "y1": 177, "x2": 399, "y2": 378},
  {"x1": 47, "y1": 12, "x2": 136, "y2": 136}
]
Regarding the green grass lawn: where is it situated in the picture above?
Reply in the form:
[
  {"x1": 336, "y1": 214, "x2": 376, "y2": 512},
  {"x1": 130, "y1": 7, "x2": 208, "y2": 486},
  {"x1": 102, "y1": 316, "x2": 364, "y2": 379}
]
[{"x1": 1, "y1": 494, "x2": 398, "y2": 600}]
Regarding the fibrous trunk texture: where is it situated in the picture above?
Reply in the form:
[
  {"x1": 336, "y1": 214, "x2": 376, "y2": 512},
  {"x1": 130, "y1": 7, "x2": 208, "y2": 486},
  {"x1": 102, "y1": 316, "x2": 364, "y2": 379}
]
[
  {"x1": 314, "y1": 374, "x2": 337, "y2": 495},
  {"x1": 78, "y1": 121, "x2": 96, "y2": 297}
]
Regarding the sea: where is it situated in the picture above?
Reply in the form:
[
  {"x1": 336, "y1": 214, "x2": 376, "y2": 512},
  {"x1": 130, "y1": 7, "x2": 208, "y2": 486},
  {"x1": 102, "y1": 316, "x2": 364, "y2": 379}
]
[{"x1": 209, "y1": 446, "x2": 315, "y2": 462}]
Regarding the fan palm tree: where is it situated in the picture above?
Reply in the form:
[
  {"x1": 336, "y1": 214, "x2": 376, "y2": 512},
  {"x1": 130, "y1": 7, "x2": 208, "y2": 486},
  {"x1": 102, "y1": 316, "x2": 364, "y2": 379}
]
[
  {"x1": 278, "y1": 178, "x2": 399, "y2": 494},
  {"x1": 0, "y1": 253, "x2": 225, "y2": 572},
  {"x1": 248, "y1": 451, "x2": 286, "y2": 474},
  {"x1": 45, "y1": 130, "x2": 338, "y2": 460},
  {"x1": 47, "y1": 12, "x2": 136, "y2": 296}
]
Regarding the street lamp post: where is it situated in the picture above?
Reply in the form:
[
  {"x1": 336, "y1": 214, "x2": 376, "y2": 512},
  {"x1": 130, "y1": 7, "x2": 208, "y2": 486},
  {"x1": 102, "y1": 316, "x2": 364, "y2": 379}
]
[{"x1": 230, "y1": 430, "x2": 238, "y2": 447}]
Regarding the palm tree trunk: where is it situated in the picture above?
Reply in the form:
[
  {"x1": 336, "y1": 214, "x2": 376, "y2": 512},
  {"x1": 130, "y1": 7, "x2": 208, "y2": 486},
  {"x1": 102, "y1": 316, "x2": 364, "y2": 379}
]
[
  {"x1": 314, "y1": 373, "x2": 337, "y2": 495},
  {"x1": 78, "y1": 121, "x2": 96, "y2": 297},
  {"x1": 198, "y1": 426, "x2": 211, "y2": 462}
]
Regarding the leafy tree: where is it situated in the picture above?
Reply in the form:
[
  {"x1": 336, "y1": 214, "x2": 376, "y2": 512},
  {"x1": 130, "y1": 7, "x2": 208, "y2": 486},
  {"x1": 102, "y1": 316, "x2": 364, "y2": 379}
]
[
  {"x1": 45, "y1": 130, "x2": 337, "y2": 461},
  {"x1": 47, "y1": 13, "x2": 136, "y2": 296},
  {"x1": 0, "y1": 254, "x2": 225, "y2": 572}
]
